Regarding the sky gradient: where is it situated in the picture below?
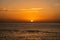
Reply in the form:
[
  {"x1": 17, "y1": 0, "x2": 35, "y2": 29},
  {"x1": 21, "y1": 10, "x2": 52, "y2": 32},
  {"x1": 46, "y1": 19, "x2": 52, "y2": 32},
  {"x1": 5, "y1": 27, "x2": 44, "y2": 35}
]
[{"x1": 0, "y1": 0, "x2": 60, "y2": 22}]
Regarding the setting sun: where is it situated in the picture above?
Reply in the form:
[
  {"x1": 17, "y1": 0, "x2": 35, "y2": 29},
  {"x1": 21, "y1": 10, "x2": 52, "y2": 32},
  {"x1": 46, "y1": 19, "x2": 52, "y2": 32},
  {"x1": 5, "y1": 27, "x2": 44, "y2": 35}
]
[{"x1": 30, "y1": 20, "x2": 34, "y2": 22}]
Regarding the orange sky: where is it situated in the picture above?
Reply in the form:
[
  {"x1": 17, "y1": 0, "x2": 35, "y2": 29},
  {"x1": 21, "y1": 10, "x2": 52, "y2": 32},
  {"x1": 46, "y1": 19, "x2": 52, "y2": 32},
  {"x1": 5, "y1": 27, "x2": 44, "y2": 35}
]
[
  {"x1": 0, "y1": 0, "x2": 60, "y2": 22},
  {"x1": 0, "y1": 8, "x2": 60, "y2": 22}
]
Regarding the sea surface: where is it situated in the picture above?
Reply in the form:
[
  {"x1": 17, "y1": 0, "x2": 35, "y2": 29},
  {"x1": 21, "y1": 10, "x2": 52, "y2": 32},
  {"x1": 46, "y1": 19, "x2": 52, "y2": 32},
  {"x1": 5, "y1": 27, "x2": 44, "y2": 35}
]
[{"x1": 0, "y1": 23, "x2": 60, "y2": 40}]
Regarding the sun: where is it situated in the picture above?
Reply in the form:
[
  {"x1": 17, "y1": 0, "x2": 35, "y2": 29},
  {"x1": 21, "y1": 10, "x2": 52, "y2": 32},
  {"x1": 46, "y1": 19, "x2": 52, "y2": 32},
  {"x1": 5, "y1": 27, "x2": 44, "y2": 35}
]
[{"x1": 30, "y1": 20, "x2": 34, "y2": 22}]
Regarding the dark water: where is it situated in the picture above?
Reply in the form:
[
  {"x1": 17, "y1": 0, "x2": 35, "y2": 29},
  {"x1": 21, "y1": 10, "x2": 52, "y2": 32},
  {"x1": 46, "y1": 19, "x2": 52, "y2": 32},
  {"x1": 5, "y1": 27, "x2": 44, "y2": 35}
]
[{"x1": 0, "y1": 23, "x2": 60, "y2": 40}]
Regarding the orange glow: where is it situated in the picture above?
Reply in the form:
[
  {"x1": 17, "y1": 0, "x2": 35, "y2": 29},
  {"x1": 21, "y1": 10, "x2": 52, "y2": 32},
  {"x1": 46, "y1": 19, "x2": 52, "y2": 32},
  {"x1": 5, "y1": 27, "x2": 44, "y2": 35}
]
[
  {"x1": 0, "y1": 8, "x2": 55, "y2": 22},
  {"x1": 1, "y1": 7, "x2": 59, "y2": 22},
  {"x1": 18, "y1": 8, "x2": 53, "y2": 22},
  {"x1": 19, "y1": 8, "x2": 44, "y2": 22}
]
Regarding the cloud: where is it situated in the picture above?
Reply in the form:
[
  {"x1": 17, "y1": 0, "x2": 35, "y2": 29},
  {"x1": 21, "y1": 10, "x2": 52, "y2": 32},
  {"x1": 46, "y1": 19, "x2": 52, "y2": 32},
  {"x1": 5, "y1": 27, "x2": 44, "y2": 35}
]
[
  {"x1": 20, "y1": 8, "x2": 43, "y2": 12},
  {"x1": 55, "y1": 4, "x2": 60, "y2": 6},
  {"x1": 20, "y1": 8, "x2": 43, "y2": 10}
]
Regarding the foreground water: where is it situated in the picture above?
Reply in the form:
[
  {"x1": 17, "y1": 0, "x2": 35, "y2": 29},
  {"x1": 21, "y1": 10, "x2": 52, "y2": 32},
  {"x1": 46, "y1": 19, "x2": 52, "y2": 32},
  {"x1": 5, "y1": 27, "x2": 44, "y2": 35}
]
[{"x1": 0, "y1": 23, "x2": 60, "y2": 40}]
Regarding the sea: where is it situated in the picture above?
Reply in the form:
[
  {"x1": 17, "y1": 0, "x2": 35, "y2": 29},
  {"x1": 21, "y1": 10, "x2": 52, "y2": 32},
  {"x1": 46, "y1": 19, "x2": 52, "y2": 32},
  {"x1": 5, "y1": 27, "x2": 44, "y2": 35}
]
[{"x1": 0, "y1": 23, "x2": 60, "y2": 40}]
